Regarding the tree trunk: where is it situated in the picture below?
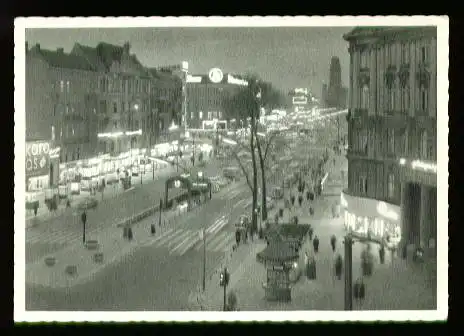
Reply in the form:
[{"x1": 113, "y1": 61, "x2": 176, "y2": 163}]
[
  {"x1": 250, "y1": 112, "x2": 258, "y2": 235},
  {"x1": 255, "y1": 133, "x2": 268, "y2": 222}
]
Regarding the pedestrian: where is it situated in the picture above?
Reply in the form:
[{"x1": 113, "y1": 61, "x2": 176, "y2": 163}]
[
  {"x1": 308, "y1": 227, "x2": 314, "y2": 241},
  {"x1": 150, "y1": 222, "x2": 156, "y2": 235},
  {"x1": 306, "y1": 190, "x2": 310, "y2": 201},
  {"x1": 290, "y1": 195, "x2": 295, "y2": 206},
  {"x1": 330, "y1": 235, "x2": 337, "y2": 252},
  {"x1": 334, "y1": 254, "x2": 343, "y2": 280},
  {"x1": 313, "y1": 235, "x2": 319, "y2": 253},
  {"x1": 309, "y1": 206, "x2": 314, "y2": 216},
  {"x1": 298, "y1": 195, "x2": 303, "y2": 207}
]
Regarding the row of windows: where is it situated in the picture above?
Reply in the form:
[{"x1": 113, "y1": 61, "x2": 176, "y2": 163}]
[
  {"x1": 53, "y1": 103, "x2": 94, "y2": 117},
  {"x1": 55, "y1": 123, "x2": 87, "y2": 140},
  {"x1": 59, "y1": 147, "x2": 81, "y2": 163},
  {"x1": 358, "y1": 85, "x2": 430, "y2": 113},
  {"x1": 360, "y1": 43, "x2": 430, "y2": 69},
  {"x1": 349, "y1": 161, "x2": 399, "y2": 204},
  {"x1": 351, "y1": 126, "x2": 436, "y2": 161},
  {"x1": 99, "y1": 77, "x2": 151, "y2": 94},
  {"x1": 189, "y1": 111, "x2": 223, "y2": 120}
]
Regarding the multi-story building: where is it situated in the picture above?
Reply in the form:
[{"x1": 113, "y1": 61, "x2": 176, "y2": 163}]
[
  {"x1": 342, "y1": 27, "x2": 437, "y2": 259},
  {"x1": 185, "y1": 69, "x2": 248, "y2": 130},
  {"x1": 26, "y1": 40, "x2": 184, "y2": 196},
  {"x1": 147, "y1": 67, "x2": 183, "y2": 145},
  {"x1": 324, "y1": 56, "x2": 348, "y2": 109},
  {"x1": 26, "y1": 42, "x2": 100, "y2": 193}
]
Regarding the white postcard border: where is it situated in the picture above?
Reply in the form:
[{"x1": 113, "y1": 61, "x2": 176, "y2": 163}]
[{"x1": 14, "y1": 15, "x2": 449, "y2": 322}]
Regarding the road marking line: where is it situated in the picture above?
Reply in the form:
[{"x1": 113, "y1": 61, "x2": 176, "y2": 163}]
[
  {"x1": 156, "y1": 229, "x2": 185, "y2": 247},
  {"x1": 206, "y1": 231, "x2": 230, "y2": 252},
  {"x1": 213, "y1": 234, "x2": 236, "y2": 253},
  {"x1": 165, "y1": 230, "x2": 192, "y2": 248},
  {"x1": 206, "y1": 215, "x2": 226, "y2": 234},
  {"x1": 175, "y1": 233, "x2": 203, "y2": 256},
  {"x1": 169, "y1": 231, "x2": 198, "y2": 255},
  {"x1": 150, "y1": 228, "x2": 175, "y2": 244},
  {"x1": 208, "y1": 218, "x2": 228, "y2": 235}
]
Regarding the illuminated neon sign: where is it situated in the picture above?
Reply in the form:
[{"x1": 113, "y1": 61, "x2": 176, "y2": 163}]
[
  {"x1": 227, "y1": 74, "x2": 248, "y2": 86},
  {"x1": 376, "y1": 201, "x2": 399, "y2": 221},
  {"x1": 292, "y1": 96, "x2": 308, "y2": 105},
  {"x1": 399, "y1": 157, "x2": 437, "y2": 174},
  {"x1": 187, "y1": 74, "x2": 203, "y2": 83}
]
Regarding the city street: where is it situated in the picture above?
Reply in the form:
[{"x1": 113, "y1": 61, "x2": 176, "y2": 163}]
[
  {"x1": 25, "y1": 157, "x2": 220, "y2": 264},
  {"x1": 26, "y1": 177, "x2": 255, "y2": 310},
  {"x1": 25, "y1": 110, "x2": 344, "y2": 311}
]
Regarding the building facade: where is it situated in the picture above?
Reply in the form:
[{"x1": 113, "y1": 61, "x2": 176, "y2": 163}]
[
  {"x1": 25, "y1": 41, "x2": 184, "y2": 196},
  {"x1": 342, "y1": 27, "x2": 437, "y2": 258},
  {"x1": 185, "y1": 70, "x2": 248, "y2": 130},
  {"x1": 26, "y1": 43, "x2": 100, "y2": 192}
]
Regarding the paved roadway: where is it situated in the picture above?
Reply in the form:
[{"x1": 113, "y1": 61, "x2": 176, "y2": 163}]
[
  {"x1": 25, "y1": 159, "x2": 222, "y2": 264},
  {"x1": 25, "y1": 178, "x2": 258, "y2": 310}
]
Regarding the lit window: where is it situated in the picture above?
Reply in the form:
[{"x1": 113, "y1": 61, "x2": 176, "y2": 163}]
[
  {"x1": 190, "y1": 112, "x2": 195, "y2": 119},
  {"x1": 65, "y1": 104, "x2": 69, "y2": 114},
  {"x1": 60, "y1": 80, "x2": 64, "y2": 92},
  {"x1": 421, "y1": 45, "x2": 429, "y2": 63},
  {"x1": 420, "y1": 88, "x2": 429, "y2": 112},
  {"x1": 361, "y1": 84, "x2": 369, "y2": 110},
  {"x1": 359, "y1": 175, "x2": 367, "y2": 194},
  {"x1": 401, "y1": 86, "x2": 410, "y2": 112},
  {"x1": 388, "y1": 87, "x2": 395, "y2": 111},
  {"x1": 387, "y1": 173, "x2": 395, "y2": 199},
  {"x1": 199, "y1": 111, "x2": 203, "y2": 119},
  {"x1": 66, "y1": 81, "x2": 70, "y2": 92},
  {"x1": 387, "y1": 129, "x2": 395, "y2": 154}
]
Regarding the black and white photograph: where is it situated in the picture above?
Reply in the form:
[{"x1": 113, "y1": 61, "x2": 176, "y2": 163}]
[{"x1": 14, "y1": 16, "x2": 448, "y2": 322}]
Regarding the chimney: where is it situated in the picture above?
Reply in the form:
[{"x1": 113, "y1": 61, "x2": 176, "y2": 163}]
[
  {"x1": 57, "y1": 48, "x2": 64, "y2": 54},
  {"x1": 35, "y1": 43, "x2": 40, "y2": 51},
  {"x1": 123, "y1": 42, "x2": 130, "y2": 55}
]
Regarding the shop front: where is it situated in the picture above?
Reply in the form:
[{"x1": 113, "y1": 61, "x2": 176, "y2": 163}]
[
  {"x1": 398, "y1": 158, "x2": 437, "y2": 258},
  {"x1": 340, "y1": 190, "x2": 401, "y2": 248},
  {"x1": 25, "y1": 140, "x2": 52, "y2": 211}
]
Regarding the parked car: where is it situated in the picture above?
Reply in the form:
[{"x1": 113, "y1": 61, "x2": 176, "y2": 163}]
[{"x1": 77, "y1": 197, "x2": 98, "y2": 210}]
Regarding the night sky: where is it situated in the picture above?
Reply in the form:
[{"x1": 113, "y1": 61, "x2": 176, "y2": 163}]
[{"x1": 26, "y1": 27, "x2": 352, "y2": 95}]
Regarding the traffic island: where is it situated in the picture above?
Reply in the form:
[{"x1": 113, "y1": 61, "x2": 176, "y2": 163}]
[
  {"x1": 85, "y1": 240, "x2": 99, "y2": 250},
  {"x1": 44, "y1": 257, "x2": 56, "y2": 267},
  {"x1": 65, "y1": 265, "x2": 77, "y2": 276}
]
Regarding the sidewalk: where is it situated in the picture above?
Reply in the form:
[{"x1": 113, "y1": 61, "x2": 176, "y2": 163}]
[{"x1": 193, "y1": 155, "x2": 436, "y2": 311}]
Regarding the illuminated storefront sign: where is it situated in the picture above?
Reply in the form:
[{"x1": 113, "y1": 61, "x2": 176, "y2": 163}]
[
  {"x1": 192, "y1": 182, "x2": 208, "y2": 188},
  {"x1": 341, "y1": 191, "x2": 401, "y2": 245},
  {"x1": 227, "y1": 74, "x2": 248, "y2": 86},
  {"x1": 26, "y1": 141, "x2": 51, "y2": 178},
  {"x1": 209, "y1": 68, "x2": 224, "y2": 83},
  {"x1": 97, "y1": 129, "x2": 142, "y2": 138},
  {"x1": 187, "y1": 74, "x2": 203, "y2": 83},
  {"x1": 295, "y1": 88, "x2": 308, "y2": 95},
  {"x1": 399, "y1": 157, "x2": 437, "y2": 174},
  {"x1": 182, "y1": 61, "x2": 189, "y2": 72},
  {"x1": 292, "y1": 96, "x2": 308, "y2": 105}
]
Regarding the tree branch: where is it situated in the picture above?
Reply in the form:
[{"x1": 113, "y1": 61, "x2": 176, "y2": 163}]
[{"x1": 231, "y1": 150, "x2": 254, "y2": 193}]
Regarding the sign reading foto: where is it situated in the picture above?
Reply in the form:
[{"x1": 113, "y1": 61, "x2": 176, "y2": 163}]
[{"x1": 25, "y1": 141, "x2": 50, "y2": 177}]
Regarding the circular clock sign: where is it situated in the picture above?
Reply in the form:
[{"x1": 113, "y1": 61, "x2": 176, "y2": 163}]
[{"x1": 208, "y1": 68, "x2": 224, "y2": 83}]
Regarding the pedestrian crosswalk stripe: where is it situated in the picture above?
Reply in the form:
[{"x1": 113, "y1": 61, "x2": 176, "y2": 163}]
[
  {"x1": 150, "y1": 228, "x2": 174, "y2": 244},
  {"x1": 210, "y1": 233, "x2": 235, "y2": 253},
  {"x1": 156, "y1": 229, "x2": 185, "y2": 247},
  {"x1": 175, "y1": 232, "x2": 203, "y2": 256},
  {"x1": 170, "y1": 231, "x2": 198, "y2": 255},
  {"x1": 164, "y1": 229, "x2": 191, "y2": 248},
  {"x1": 205, "y1": 231, "x2": 230, "y2": 252},
  {"x1": 206, "y1": 215, "x2": 226, "y2": 234}
]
